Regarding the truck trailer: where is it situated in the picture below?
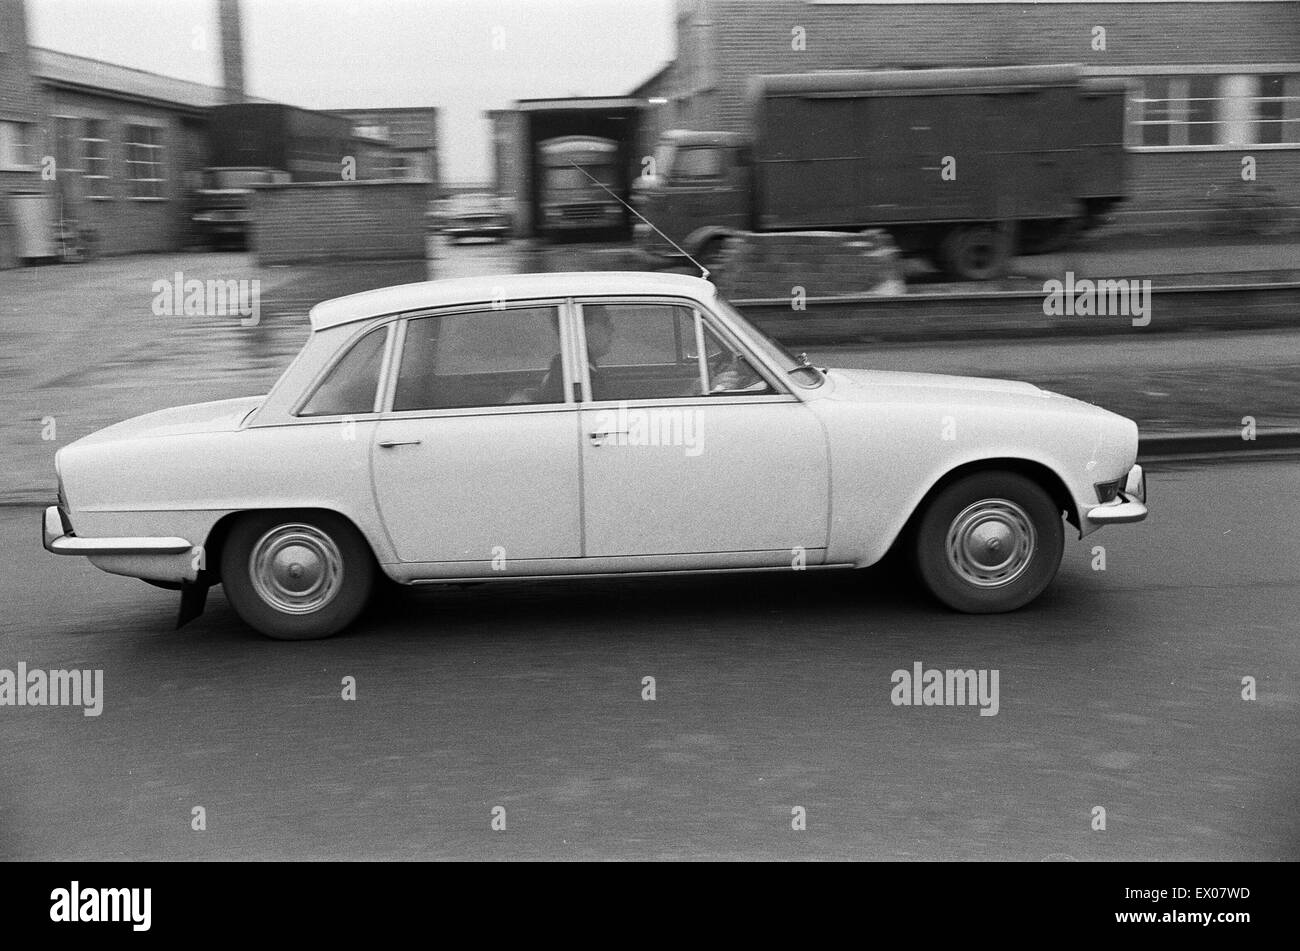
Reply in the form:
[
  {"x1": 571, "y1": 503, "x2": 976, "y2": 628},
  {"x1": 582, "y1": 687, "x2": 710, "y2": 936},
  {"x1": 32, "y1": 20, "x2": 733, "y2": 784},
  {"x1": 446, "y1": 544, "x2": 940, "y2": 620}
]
[{"x1": 633, "y1": 65, "x2": 1127, "y2": 280}]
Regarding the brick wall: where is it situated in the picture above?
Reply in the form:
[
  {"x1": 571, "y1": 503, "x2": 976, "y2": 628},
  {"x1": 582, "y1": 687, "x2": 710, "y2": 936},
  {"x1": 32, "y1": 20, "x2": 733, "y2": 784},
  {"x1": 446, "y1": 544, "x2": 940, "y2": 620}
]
[
  {"x1": 40, "y1": 88, "x2": 203, "y2": 256},
  {"x1": 701, "y1": 2, "x2": 1300, "y2": 130},
  {"x1": 250, "y1": 179, "x2": 430, "y2": 264}
]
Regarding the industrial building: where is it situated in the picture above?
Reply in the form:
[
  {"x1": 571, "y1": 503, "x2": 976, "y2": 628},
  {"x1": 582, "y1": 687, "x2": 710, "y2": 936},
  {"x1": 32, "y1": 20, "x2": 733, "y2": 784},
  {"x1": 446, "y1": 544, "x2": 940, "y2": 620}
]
[
  {"x1": 0, "y1": 0, "x2": 441, "y2": 267},
  {"x1": 629, "y1": 0, "x2": 1300, "y2": 232}
]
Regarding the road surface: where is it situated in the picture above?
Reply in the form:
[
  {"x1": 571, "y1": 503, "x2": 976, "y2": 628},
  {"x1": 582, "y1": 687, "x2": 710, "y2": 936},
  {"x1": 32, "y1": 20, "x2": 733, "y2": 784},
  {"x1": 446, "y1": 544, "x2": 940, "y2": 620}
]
[{"x1": 2, "y1": 458, "x2": 1297, "y2": 860}]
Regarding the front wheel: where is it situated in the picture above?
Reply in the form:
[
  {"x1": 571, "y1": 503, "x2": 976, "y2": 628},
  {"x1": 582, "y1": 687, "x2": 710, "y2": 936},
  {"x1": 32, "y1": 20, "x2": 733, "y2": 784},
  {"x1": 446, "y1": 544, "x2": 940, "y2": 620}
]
[
  {"x1": 912, "y1": 472, "x2": 1064, "y2": 613},
  {"x1": 221, "y1": 511, "x2": 375, "y2": 640}
]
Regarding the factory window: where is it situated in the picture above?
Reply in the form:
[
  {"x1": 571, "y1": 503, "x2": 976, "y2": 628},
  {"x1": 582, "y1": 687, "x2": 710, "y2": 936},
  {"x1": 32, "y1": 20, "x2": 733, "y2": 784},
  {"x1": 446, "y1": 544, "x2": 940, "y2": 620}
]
[
  {"x1": 125, "y1": 123, "x2": 165, "y2": 198},
  {"x1": 0, "y1": 121, "x2": 36, "y2": 170},
  {"x1": 1257, "y1": 74, "x2": 1300, "y2": 145},
  {"x1": 81, "y1": 119, "x2": 111, "y2": 198},
  {"x1": 1134, "y1": 74, "x2": 1300, "y2": 148}
]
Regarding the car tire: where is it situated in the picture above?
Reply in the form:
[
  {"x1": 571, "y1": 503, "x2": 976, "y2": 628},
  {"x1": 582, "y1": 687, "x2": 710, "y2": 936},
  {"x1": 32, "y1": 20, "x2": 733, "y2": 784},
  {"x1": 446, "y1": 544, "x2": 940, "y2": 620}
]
[
  {"x1": 912, "y1": 472, "x2": 1064, "y2": 613},
  {"x1": 221, "y1": 511, "x2": 375, "y2": 640}
]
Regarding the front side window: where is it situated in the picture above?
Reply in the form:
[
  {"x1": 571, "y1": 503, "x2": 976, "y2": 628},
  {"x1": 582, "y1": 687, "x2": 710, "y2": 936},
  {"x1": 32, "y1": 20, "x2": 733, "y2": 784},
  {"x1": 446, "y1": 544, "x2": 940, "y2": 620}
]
[
  {"x1": 393, "y1": 306, "x2": 564, "y2": 411},
  {"x1": 300, "y1": 326, "x2": 388, "y2": 416},
  {"x1": 581, "y1": 302, "x2": 771, "y2": 401},
  {"x1": 672, "y1": 146, "x2": 723, "y2": 180}
]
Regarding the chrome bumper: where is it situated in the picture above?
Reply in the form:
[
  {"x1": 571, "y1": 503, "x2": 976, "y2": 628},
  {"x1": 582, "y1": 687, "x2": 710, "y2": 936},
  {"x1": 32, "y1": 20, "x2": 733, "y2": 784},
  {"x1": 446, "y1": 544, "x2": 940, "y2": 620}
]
[
  {"x1": 1086, "y1": 464, "x2": 1148, "y2": 525},
  {"x1": 42, "y1": 505, "x2": 192, "y2": 556}
]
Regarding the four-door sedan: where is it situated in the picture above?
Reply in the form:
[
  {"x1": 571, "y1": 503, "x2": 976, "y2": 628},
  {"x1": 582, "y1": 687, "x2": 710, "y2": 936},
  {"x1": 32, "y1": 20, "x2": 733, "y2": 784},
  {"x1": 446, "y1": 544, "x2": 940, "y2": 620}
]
[{"x1": 44, "y1": 272, "x2": 1147, "y2": 639}]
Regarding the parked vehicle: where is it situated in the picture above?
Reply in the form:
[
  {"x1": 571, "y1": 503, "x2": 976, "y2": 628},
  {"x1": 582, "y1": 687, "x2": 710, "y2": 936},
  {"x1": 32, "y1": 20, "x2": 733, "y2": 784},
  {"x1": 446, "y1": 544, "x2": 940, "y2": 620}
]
[
  {"x1": 439, "y1": 193, "x2": 511, "y2": 242},
  {"x1": 633, "y1": 65, "x2": 1127, "y2": 279},
  {"x1": 191, "y1": 167, "x2": 284, "y2": 249},
  {"x1": 44, "y1": 272, "x2": 1147, "y2": 640},
  {"x1": 537, "y1": 136, "x2": 624, "y2": 236}
]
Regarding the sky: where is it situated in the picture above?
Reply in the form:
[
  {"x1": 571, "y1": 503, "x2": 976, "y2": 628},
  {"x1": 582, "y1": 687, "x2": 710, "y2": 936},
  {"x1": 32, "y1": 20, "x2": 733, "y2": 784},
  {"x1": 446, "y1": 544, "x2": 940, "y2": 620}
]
[{"x1": 26, "y1": 0, "x2": 676, "y2": 182}]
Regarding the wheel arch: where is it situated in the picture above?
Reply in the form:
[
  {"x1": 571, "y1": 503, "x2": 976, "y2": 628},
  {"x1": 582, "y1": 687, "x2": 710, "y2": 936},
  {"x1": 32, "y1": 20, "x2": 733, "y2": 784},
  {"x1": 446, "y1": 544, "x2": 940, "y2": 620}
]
[
  {"x1": 892, "y1": 457, "x2": 1080, "y2": 556},
  {"x1": 201, "y1": 507, "x2": 385, "y2": 583}
]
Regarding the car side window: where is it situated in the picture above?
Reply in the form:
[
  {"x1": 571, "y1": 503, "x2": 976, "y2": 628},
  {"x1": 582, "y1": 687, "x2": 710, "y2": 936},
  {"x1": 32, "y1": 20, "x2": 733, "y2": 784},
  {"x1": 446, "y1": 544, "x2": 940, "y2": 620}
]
[
  {"x1": 581, "y1": 302, "x2": 772, "y2": 402},
  {"x1": 299, "y1": 326, "x2": 387, "y2": 417},
  {"x1": 393, "y1": 306, "x2": 565, "y2": 411}
]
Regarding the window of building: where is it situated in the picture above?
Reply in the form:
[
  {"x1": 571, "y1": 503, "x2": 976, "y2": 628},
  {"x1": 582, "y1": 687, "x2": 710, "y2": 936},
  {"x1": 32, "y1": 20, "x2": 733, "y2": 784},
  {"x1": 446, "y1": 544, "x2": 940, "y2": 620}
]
[
  {"x1": 125, "y1": 123, "x2": 165, "y2": 198},
  {"x1": 1134, "y1": 73, "x2": 1300, "y2": 148},
  {"x1": 0, "y1": 121, "x2": 36, "y2": 170},
  {"x1": 393, "y1": 306, "x2": 565, "y2": 411},
  {"x1": 1257, "y1": 74, "x2": 1300, "y2": 145},
  {"x1": 81, "y1": 119, "x2": 111, "y2": 197}
]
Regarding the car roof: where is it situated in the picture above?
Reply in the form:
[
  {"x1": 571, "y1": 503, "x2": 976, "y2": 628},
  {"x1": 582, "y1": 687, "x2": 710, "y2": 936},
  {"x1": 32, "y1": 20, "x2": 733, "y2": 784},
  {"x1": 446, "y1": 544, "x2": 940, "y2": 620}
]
[{"x1": 308, "y1": 271, "x2": 717, "y2": 331}]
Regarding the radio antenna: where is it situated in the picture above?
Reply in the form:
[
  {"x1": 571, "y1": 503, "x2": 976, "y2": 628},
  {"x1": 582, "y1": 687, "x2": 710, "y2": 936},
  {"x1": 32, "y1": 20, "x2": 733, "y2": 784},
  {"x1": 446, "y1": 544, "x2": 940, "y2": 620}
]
[{"x1": 566, "y1": 161, "x2": 710, "y2": 281}]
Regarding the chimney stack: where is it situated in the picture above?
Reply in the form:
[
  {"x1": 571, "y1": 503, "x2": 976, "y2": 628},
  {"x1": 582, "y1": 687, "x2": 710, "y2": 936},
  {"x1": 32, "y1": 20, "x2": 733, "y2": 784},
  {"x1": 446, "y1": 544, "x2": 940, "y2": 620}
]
[{"x1": 217, "y1": 0, "x2": 246, "y2": 103}]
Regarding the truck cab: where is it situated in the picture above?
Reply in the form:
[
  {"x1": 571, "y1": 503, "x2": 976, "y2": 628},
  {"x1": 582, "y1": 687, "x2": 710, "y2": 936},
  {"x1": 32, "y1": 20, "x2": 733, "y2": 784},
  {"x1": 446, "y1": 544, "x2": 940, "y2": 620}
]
[{"x1": 632, "y1": 130, "x2": 750, "y2": 263}]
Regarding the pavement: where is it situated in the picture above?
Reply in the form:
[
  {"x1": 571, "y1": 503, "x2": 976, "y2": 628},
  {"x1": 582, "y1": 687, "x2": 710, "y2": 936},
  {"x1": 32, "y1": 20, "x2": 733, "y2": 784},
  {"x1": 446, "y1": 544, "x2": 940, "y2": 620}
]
[{"x1": 1, "y1": 457, "x2": 1296, "y2": 860}]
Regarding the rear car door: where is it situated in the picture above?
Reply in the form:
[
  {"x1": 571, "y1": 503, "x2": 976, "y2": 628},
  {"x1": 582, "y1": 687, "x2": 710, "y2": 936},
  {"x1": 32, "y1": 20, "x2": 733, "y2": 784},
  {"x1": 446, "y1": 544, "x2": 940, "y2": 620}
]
[{"x1": 370, "y1": 302, "x2": 583, "y2": 567}]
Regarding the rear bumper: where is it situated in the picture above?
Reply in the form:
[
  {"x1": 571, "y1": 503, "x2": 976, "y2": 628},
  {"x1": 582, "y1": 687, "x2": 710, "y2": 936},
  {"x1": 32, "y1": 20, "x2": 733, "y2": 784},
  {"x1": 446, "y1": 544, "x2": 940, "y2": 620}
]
[
  {"x1": 1085, "y1": 464, "x2": 1148, "y2": 526},
  {"x1": 42, "y1": 505, "x2": 192, "y2": 556}
]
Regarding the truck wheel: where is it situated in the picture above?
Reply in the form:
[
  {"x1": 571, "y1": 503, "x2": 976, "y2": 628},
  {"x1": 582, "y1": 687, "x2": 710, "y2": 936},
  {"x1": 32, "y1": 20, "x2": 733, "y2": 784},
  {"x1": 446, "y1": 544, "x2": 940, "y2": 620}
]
[
  {"x1": 940, "y1": 225, "x2": 1012, "y2": 280},
  {"x1": 912, "y1": 471, "x2": 1064, "y2": 613},
  {"x1": 221, "y1": 511, "x2": 375, "y2": 640}
]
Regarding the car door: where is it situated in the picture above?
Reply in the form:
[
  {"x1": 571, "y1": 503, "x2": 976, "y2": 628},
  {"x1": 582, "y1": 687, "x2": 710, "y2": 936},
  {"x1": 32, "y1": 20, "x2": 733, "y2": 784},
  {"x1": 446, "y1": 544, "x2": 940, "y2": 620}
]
[
  {"x1": 575, "y1": 298, "x2": 830, "y2": 563},
  {"x1": 370, "y1": 302, "x2": 583, "y2": 567}
]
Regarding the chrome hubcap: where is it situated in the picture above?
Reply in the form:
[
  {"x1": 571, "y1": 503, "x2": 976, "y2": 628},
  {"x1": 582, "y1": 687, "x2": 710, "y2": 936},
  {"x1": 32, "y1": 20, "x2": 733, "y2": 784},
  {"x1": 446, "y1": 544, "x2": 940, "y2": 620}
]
[
  {"x1": 946, "y1": 499, "x2": 1036, "y2": 588},
  {"x1": 249, "y1": 523, "x2": 342, "y2": 614}
]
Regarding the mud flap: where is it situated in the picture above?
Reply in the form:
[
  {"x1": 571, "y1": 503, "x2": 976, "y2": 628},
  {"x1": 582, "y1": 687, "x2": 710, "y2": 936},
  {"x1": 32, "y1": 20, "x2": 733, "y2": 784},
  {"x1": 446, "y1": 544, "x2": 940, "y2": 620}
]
[{"x1": 176, "y1": 580, "x2": 210, "y2": 629}]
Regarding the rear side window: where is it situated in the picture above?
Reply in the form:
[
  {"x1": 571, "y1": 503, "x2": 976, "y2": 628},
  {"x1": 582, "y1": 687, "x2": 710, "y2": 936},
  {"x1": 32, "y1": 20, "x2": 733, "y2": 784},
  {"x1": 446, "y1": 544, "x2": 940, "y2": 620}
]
[
  {"x1": 299, "y1": 326, "x2": 387, "y2": 416},
  {"x1": 393, "y1": 306, "x2": 564, "y2": 411}
]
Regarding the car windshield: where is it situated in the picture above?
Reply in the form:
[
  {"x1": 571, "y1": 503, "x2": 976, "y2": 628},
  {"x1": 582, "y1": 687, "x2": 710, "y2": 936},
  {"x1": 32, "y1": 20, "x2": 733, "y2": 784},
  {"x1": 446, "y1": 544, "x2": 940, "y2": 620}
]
[{"x1": 713, "y1": 295, "x2": 824, "y2": 388}]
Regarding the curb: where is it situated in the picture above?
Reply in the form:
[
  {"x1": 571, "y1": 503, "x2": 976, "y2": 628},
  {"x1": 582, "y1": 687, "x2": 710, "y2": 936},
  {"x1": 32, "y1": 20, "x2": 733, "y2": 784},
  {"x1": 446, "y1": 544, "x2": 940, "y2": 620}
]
[{"x1": 1139, "y1": 429, "x2": 1300, "y2": 460}]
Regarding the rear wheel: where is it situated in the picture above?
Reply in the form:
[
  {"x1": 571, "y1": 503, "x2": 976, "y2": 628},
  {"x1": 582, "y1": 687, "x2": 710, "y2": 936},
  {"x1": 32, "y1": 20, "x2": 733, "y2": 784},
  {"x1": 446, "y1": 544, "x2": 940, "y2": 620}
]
[
  {"x1": 912, "y1": 472, "x2": 1064, "y2": 613},
  {"x1": 221, "y1": 511, "x2": 375, "y2": 640},
  {"x1": 940, "y1": 224, "x2": 1012, "y2": 280}
]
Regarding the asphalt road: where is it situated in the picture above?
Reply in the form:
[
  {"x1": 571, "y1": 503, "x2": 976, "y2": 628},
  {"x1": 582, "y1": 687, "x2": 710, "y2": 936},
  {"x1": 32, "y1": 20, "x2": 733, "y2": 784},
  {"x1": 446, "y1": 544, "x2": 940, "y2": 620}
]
[{"x1": 1, "y1": 458, "x2": 1297, "y2": 860}]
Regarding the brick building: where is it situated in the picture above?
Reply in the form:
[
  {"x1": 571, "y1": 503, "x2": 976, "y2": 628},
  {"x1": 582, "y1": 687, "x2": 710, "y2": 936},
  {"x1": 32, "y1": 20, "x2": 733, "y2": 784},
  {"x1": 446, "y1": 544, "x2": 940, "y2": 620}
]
[
  {"x1": 633, "y1": 0, "x2": 1300, "y2": 231},
  {"x1": 0, "y1": 0, "x2": 46, "y2": 266}
]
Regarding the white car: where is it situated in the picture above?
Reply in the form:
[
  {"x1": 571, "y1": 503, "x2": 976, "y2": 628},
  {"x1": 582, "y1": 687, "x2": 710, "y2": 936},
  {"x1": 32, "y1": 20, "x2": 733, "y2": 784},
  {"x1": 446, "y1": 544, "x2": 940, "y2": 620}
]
[{"x1": 44, "y1": 272, "x2": 1147, "y2": 640}]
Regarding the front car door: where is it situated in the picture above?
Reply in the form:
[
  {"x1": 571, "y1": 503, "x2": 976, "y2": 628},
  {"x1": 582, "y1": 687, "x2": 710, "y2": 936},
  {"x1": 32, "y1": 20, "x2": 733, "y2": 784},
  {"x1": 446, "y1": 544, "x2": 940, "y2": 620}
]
[
  {"x1": 370, "y1": 301, "x2": 584, "y2": 572},
  {"x1": 574, "y1": 298, "x2": 830, "y2": 566}
]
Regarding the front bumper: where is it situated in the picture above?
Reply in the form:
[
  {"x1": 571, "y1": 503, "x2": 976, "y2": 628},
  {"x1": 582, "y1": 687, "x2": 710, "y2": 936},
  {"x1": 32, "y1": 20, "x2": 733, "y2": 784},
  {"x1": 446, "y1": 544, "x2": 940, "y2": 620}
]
[
  {"x1": 1085, "y1": 464, "x2": 1148, "y2": 525},
  {"x1": 42, "y1": 505, "x2": 192, "y2": 556}
]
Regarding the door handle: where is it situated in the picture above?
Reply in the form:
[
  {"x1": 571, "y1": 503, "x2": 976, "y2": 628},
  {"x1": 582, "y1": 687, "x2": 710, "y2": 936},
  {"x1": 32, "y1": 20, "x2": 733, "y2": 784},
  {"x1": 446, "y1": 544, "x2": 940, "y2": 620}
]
[
  {"x1": 589, "y1": 430, "x2": 629, "y2": 446},
  {"x1": 378, "y1": 439, "x2": 422, "y2": 448}
]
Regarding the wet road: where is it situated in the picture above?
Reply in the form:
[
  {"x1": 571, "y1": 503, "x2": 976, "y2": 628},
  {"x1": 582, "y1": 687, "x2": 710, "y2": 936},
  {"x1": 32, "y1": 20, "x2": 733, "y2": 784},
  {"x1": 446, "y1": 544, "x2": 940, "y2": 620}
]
[{"x1": 2, "y1": 458, "x2": 1297, "y2": 860}]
